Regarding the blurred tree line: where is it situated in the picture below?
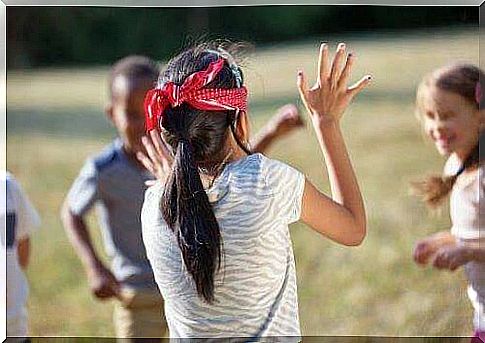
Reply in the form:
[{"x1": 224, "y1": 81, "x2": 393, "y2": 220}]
[{"x1": 7, "y1": 6, "x2": 477, "y2": 69}]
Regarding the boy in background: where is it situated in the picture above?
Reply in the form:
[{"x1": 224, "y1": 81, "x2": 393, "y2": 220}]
[
  {"x1": 61, "y1": 55, "x2": 303, "y2": 339},
  {"x1": 2, "y1": 172, "x2": 41, "y2": 340}
]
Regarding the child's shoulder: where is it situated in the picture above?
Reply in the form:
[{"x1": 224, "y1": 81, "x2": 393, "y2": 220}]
[
  {"x1": 144, "y1": 181, "x2": 163, "y2": 202},
  {"x1": 235, "y1": 153, "x2": 294, "y2": 173},
  {"x1": 85, "y1": 139, "x2": 123, "y2": 173},
  {"x1": 258, "y1": 154, "x2": 302, "y2": 178},
  {"x1": 236, "y1": 153, "x2": 303, "y2": 190},
  {"x1": 3, "y1": 171, "x2": 20, "y2": 192},
  {"x1": 443, "y1": 154, "x2": 461, "y2": 176},
  {"x1": 227, "y1": 153, "x2": 284, "y2": 183},
  {"x1": 142, "y1": 181, "x2": 164, "y2": 224}
]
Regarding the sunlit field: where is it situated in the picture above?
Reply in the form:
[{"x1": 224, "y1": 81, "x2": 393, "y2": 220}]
[{"x1": 7, "y1": 27, "x2": 479, "y2": 336}]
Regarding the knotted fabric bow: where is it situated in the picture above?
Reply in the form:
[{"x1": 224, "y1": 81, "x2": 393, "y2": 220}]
[{"x1": 144, "y1": 58, "x2": 248, "y2": 131}]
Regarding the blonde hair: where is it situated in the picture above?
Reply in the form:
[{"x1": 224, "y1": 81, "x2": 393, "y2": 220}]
[{"x1": 412, "y1": 63, "x2": 483, "y2": 209}]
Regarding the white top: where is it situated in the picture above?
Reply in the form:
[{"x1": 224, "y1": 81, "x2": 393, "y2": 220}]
[
  {"x1": 142, "y1": 153, "x2": 305, "y2": 340},
  {"x1": 445, "y1": 156, "x2": 485, "y2": 330},
  {"x1": 1, "y1": 172, "x2": 41, "y2": 322}
]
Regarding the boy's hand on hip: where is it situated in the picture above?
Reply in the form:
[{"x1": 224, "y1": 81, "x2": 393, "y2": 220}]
[
  {"x1": 87, "y1": 263, "x2": 121, "y2": 300},
  {"x1": 297, "y1": 42, "x2": 371, "y2": 129}
]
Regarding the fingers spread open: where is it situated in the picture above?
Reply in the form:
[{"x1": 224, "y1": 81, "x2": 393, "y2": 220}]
[
  {"x1": 142, "y1": 134, "x2": 164, "y2": 166},
  {"x1": 348, "y1": 75, "x2": 372, "y2": 98},
  {"x1": 338, "y1": 53, "x2": 354, "y2": 90},
  {"x1": 318, "y1": 43, "x2": 329, "y2": 86},
  {"x1": 297, "y1": 70, "x2": 310, "y2": 112},
  {"x1": 136, "y1": 151, "x2": 155, "y2": 175},
  {"x1": 142, "y1": 136, "x2": 158, "y2": 161},
  {"x1": 149, "y1": 129, "x2": 173, "y2": 165},
  {"x1": 329, "y1": 43, "x2": 346, "y2": 89}
]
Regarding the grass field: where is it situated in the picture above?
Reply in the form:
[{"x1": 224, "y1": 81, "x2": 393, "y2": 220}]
[{"x1": 6, "y1": 27, "x2": 479, "y2": 336}]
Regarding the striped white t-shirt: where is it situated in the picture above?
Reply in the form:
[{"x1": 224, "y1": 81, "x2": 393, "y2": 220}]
[{"x1": 142, "y1": 153, "x2": 305, "y2": 340}]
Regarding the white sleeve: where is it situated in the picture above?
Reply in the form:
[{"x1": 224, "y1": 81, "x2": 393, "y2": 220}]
[{"x1": 10, "y1": 177, "x2": 41, "y2": 240}]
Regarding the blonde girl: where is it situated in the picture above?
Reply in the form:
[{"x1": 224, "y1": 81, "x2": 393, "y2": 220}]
[{"x1": 412, "y1": 64, "x2": 485, "y2": 340}]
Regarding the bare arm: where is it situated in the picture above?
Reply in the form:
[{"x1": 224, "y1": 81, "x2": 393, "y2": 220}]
[
  {"x1": 17, "y1": 237, "x2": 30, "y2": 269},
  {"x1": 467, "y1": 246, "x2": 485, "y2": 263},
  {"x1": 250, "y1": 126, "x2": 277, "y2": 154},
  {"x1": 297, "y1": 43, "x2": 370, "y2": 246},
  {"x1": 431, "y1": 242, "x2": 485, "y2": 271},
  {"x1": 251, "y1": 104, "x2": 304, "y2": 154},
  {"x1": 61, "y1": 201, "x2": 102, "y2": 271},
  {"x1": 414, "y1": 231, "x2": 457, "y2": 265},
  {"x1": 301, "y1": 124, "x2": 366, "y2": 246},
  {"x1": 60, "y1": 201, "x2": 120, "y2": 299}
]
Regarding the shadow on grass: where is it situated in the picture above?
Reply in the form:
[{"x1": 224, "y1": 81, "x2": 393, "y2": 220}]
[{"x1": 7, "y1": 107, "x2": 113, "y2": 139}]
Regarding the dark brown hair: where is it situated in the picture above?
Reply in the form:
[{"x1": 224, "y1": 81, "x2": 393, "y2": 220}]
[
  {"x1": 158, "y1": 44, "x2": 250, "y2": 303},
  {"x1": 412, "y1": 64, "x2": 484, "y2": 208}
]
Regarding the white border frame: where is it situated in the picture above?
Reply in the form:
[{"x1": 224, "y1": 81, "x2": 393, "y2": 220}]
[{"x1": 1, "y1": 2, "x2": 482, "y2": 341}]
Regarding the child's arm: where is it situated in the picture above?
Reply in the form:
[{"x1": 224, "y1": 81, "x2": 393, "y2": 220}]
[
  {"x1": 297, "y1": 43, "x2": 370, "y2": 246},
  {"x1": 61, "y1": 202, "x2": 120, "y2": 300},
  {"x1": 413, "y1": 231, "x2": 456, "y2": 265},
  {"x1": 431, "y1": 242, "x2": 485, "y2": 271},
  {"x1": 467, "y1": 246, "x2": 485, "y2": 262},
  {"x1": 17, "y1": 237, "x2": 30, "y2": 269},
  {"x1": 250, "y1": 104, "x2": 304, "y2": 154}
]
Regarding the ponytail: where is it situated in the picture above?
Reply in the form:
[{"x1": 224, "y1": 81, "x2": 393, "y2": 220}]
[
  {"x1": 155, "y1": 45, "x2": 251, "y2": 303},
  {"x1": 161, "y1": 138, "x2": 222, "y2": 303},
  {"x1": 411, "y1": 141, "x2": 481, "y2": 209}
]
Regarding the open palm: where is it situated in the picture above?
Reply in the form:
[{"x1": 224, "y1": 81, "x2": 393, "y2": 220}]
[{"x1": 297, "y1": 43, "x2": 371, "y2": 127}]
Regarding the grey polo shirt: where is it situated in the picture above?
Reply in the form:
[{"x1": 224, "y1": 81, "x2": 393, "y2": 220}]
[{"x1": 67, "y1": 138, "x2": 157, "y2": 290}]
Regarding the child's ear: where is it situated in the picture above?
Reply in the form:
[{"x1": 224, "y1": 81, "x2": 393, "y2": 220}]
[
  {"x1": 105, "y1": 103, "x2": 115, "y2": 124},
  {"x1": 236, "y1": 111, "x2": 250, "y2": 142}
]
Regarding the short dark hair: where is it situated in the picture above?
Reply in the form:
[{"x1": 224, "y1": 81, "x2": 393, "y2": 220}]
[{"x1": 109, "y1": 55, "x2": 159, "y2": 98}]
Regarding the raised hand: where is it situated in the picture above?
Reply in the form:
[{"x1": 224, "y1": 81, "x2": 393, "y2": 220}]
[
  {"x1": 136, "y1": 130, "x2": 174, "y2": 185},
  {"x1": 269, "y1": 103, "x2": 304, "y2": 137},
  {"x1": 297, "y1": 42, "x2": 371, "y2": 128},
  {"x1": 250, "y1": 103, "x2": 304, "y2": 154}
]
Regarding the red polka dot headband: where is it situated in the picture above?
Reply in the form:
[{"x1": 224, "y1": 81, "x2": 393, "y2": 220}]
[{"x1": 144, "y1": 58, "x2": 248, "y2": 132}]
